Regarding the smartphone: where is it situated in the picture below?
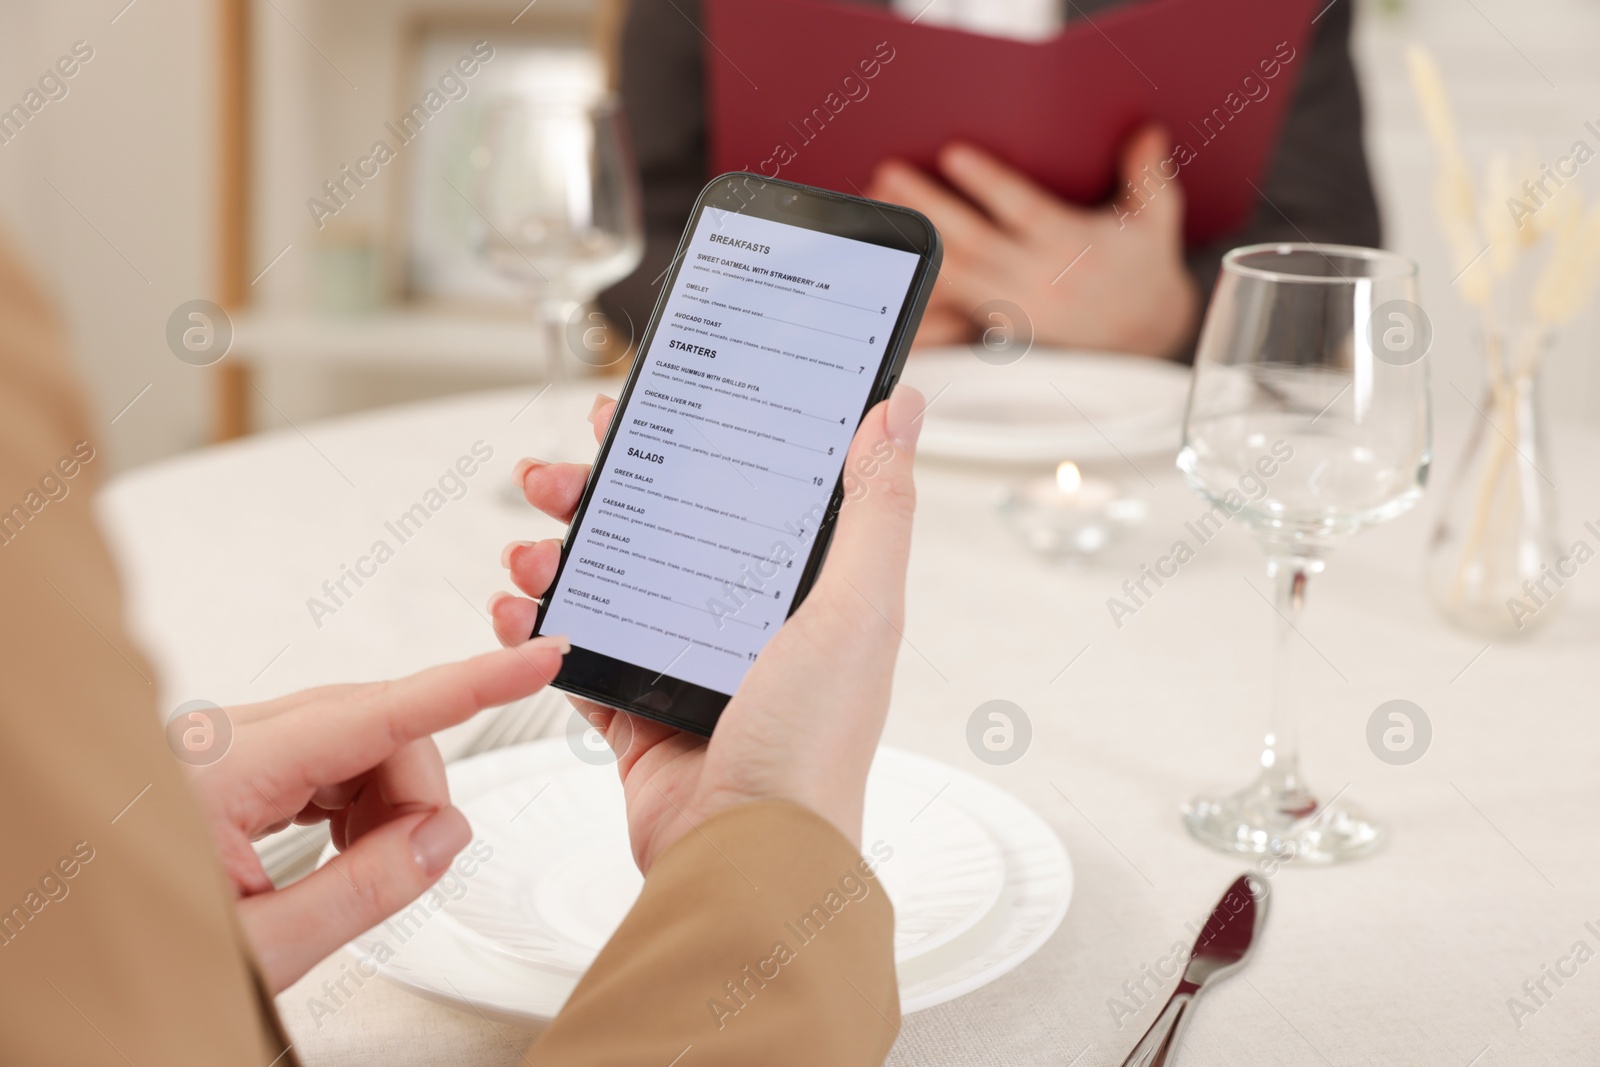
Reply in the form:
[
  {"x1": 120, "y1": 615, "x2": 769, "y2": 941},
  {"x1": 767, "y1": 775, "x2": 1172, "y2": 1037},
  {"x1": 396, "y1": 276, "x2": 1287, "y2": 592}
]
[{"x1": 532, "y1": 173, "x2": 942, "y2": 736}]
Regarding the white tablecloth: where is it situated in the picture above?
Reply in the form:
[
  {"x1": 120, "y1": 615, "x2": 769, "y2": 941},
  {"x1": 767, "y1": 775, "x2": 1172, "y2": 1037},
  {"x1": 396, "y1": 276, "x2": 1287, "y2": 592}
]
[{"x1": 98, "y1": 384, "x2": 1600, "y2": 1066}]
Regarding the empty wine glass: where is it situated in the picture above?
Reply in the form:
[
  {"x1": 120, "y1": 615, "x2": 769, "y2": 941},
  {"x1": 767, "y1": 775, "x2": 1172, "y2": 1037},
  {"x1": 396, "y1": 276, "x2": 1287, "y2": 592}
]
[
  {"x1": 473, "y1": 95, "x2": 644, "y2": 379},
  {"x1": 1177, "y1": 243, "x2": 1432, "y2": 863}
]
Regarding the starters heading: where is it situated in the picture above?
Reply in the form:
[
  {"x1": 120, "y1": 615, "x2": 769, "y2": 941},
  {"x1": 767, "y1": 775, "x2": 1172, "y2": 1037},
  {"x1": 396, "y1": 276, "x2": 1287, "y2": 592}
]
[{"x1": 669, "y1": 338, "x2": 718, "y2": 358}]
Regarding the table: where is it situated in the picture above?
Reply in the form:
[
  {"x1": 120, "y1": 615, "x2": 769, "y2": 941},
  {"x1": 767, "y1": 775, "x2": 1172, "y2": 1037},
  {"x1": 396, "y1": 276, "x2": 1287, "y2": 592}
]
[{"x1": 99, "y1": 383, "x2": 1600, "y2": 1066}]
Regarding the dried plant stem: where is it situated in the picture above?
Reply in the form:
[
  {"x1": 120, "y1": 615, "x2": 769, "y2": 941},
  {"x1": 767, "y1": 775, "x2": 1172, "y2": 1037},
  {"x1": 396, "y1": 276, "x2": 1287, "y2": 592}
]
[{"x1": 1447, "y1": 319, "x2": 1544, "y2": 606}]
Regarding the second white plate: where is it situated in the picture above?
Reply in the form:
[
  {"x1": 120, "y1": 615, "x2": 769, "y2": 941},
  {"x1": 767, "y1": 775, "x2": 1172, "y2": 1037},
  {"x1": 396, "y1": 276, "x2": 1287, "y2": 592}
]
[{"x1": 900, "y1": 346, "x2": 1192, "y2": 464}]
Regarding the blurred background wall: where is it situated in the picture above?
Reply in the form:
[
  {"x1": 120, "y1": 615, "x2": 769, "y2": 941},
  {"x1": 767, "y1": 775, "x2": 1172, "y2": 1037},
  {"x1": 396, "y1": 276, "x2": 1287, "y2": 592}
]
[
  {"x1": 1, "y1": 0, "x2": 1597, "y2": 475},
  {"x1": 0, "y1": 0, "x2": 216, "y2": 468}
]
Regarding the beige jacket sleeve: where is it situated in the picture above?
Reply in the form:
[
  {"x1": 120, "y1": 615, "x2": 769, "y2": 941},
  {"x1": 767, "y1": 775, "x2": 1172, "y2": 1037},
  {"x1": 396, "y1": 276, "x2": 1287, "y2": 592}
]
[
  {"x1": 0, "y1": 236, "x2": 292, "y2": 1065},
  {"x1": 528, "y1": 801, "x2": 901, "y2": 1066}
]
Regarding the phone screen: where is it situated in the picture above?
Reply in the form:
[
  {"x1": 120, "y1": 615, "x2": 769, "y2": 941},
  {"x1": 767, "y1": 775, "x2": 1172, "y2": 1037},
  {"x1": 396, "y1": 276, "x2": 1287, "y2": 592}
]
[{"x1": 540, "y1": 204, "x2": 923, "y2": 696}]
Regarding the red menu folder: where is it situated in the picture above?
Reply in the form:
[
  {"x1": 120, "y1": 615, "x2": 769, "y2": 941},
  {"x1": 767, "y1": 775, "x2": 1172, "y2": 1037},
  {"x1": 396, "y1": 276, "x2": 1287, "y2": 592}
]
[{"x1": 702, "y1": 0, "x2": 1320, "y2": 245}]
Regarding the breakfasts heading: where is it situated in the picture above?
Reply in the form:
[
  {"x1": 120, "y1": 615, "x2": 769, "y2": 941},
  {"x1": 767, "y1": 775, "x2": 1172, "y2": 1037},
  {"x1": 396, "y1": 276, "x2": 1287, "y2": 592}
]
[
  {"x1": 708, "y1": 232, "x2": 771, "y2": 255},
  {"x1": 669, "y1": 338, "x2": 718, "y2": 359}
]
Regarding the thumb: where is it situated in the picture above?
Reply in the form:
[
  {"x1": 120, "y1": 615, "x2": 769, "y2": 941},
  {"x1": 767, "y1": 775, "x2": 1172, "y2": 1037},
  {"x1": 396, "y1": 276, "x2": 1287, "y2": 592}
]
[
  {"x1": 239, "y1": 806, "x2": 472, "y2": 993},
  {"x1": 812, "y1": 385, "x2": 923, "y2": 620},
  {"x1": 1118, "y1": 124, "x2": 1185, "y2": 234}
]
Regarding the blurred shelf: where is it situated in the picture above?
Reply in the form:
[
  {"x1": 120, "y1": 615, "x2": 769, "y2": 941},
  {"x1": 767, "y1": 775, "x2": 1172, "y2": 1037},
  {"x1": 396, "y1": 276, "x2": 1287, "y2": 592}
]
[{"x1": 232, "y1": 309, "x2": 545, "y2": 373}]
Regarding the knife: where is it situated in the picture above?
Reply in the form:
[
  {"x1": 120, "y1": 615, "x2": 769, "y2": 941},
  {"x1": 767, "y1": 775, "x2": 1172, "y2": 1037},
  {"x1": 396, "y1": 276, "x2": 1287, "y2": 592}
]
[{"x1": 1118, "y1": 873, "x2": 1269, "y2": 1067}]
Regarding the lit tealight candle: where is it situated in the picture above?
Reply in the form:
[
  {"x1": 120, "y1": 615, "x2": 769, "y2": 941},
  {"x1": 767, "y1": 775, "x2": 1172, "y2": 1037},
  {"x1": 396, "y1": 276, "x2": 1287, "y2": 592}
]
[
  {"x1": 997, "y1": 460, "x2": 1145, "y2": 557},
  {"x1": 1052, "y1": 460, "x2": 1115, "y2": 508},
  {"x1": 1057, "y1": 459, "x2": 1082, "y2": 493}
]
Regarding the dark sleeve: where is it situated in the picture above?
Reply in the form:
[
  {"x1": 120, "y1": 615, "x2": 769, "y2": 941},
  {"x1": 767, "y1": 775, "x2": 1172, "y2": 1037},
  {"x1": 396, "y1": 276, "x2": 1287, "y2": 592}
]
[
  {"x1": 599, "y1": 0, "x2": 711, "y2": 334},
  {"x1": 1184, "y1": 0, "x2": 1382, "y2": 303}
]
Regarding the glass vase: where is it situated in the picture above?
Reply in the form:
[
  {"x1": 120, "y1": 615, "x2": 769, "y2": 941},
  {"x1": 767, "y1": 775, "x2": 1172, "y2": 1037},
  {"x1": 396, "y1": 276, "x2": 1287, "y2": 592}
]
[{"x1": 1425, "y1": 337, "x2": 1563, "y2": 637}]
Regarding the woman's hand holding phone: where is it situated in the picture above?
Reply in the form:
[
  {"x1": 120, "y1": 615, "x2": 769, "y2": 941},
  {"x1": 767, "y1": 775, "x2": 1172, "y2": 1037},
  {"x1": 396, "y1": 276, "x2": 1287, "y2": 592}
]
[{"x1": 491, "y1": 386, "x2": 925, "y2": 872}]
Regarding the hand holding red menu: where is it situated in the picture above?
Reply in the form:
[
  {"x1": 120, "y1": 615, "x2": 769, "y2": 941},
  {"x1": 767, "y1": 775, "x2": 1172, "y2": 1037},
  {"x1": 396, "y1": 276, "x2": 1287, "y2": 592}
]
[{"x1": 702, "y1": 0, "x2": 1321, "y2": 245}]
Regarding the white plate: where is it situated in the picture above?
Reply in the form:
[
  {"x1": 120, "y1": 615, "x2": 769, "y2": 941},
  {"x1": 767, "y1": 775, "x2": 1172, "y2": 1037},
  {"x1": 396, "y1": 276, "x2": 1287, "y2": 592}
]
[
  {"x1": 900, "y1": 347, "x2": 1192, "y2": 463},
  {"x1": 440, "y1": 763, "x2": 638, "y2": 978},
  {"x1": 443, "y1": 753, "x2": 1005, "y2": 971},
  {"x1": 325, "y1": 743, "x2": 1071, "y2": 1023},
  {"x1": 887, "y1": 749, "x2": 1074, "y2": 1012}
]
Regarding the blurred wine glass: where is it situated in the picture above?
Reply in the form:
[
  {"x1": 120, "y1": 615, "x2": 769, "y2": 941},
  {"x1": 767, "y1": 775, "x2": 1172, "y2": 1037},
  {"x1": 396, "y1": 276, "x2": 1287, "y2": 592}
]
[
  {"x1": 473, "y1": 95, "x2": 643, "y2": 380},
  {"x1": 1177, "y1": 243, "x2": 1432, "y2": 863}
]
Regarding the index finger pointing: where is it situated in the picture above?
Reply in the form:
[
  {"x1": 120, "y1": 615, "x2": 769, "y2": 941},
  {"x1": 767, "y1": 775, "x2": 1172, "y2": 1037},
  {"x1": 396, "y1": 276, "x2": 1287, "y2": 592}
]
[{"x1": 266, "y1": 636, "x2": 569, "y2": 791}]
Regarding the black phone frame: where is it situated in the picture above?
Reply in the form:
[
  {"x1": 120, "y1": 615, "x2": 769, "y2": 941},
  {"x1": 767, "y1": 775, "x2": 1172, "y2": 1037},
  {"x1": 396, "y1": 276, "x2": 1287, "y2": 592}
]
[{"x1": 532, "y1": 172, "x2": 942, "y2": 736}]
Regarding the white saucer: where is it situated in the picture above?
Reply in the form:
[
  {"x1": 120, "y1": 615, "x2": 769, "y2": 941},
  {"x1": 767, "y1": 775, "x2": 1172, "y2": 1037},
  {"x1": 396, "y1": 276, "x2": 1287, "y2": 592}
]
[
  {"x1": 900, "y1": 346, "x2": 1191, "y2": 464},
  {"x1": 324, "y1": 742, "x2": 1071, "y2": 1023}
]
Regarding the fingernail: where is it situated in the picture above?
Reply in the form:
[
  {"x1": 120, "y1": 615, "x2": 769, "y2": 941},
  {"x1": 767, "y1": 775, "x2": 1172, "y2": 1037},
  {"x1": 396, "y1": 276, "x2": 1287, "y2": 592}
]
[
  {"x1": 524, "y1": 633, "x2": 571, "y2": 655},
  {"x1": 512, "y1": 457, "x2": 548, "y2": 487},
  {"x1": 500, "y1": 541, "x2": 535, "y2": 569},
  {"x1": 587, "y1": 394, "x2": 614, "y2": 423},
  {"x1": 487, "y1": 591, "x2": 511, "y2": 615},
  {"x1": 886, "y1": 384, "x2": 925, "y2": 449},
  {"x1": 411, "y1": 806, "x2": 470, "y2": 877}
]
